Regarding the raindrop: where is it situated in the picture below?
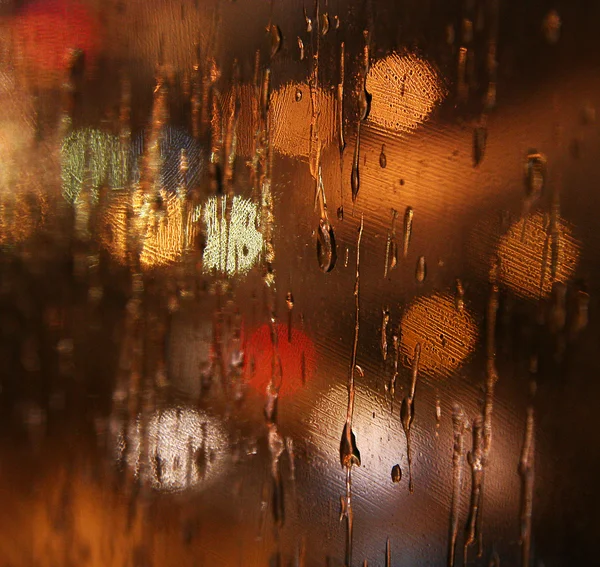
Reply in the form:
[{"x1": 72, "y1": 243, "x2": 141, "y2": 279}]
[
  {"x1": 391, "y1": 464, "x2": 402, "y2": 483},
  {"x1": 295, "y1": 88, "x2": 303, "y2": 102},
  {"x1": 384, "y1": 209, "x2": 399, "y2": 279},
  {"x1": 570, "y1": 289, "x2": 590, "y2": 338},
  {"x1": 316, "y1": 219, "x2": 337, "y2": 272},
  {"x1": 321, "y1": 13, "x2": 330, "y2": 36},
  {"x1": 446, "y1": 23, "x2": 455, "y2": 45},
  {"x1": 358, "y1": 87, "x2": 372, "y2": 122},
  {"x1": 270, "y1": 24, "x2": 282, "y2": 58},
  {"x1": 455, "y1": 279, "x2": 465, "y2": 312},
  {"x1": 379, "y1": 145, "x2": 387, "y2": 168},
  {"x1": 303, "y1": 6, "x2": 312, "y2": 33},
  {"x1": 402, "y1": 206, "x2": 413, "y2": 258},
  {"x1": 582, "y1": 103, "x2": 596, "y2": 125},
  {"x1": 337, "y1": 205, "x2": 344, "y2": 221},
  {"x1": 381, "y1": 308, "x2": 390, "y2": 361},
  {"x1": 286, "y1": 291, "x2": 294, "y2": 343},
  {"x1": 297, "y1": 37, "x2": 305, "y2": 60},
  {"x1": 339, "y1": 423, "x2": 361, "y2": 467},
  {"x1": 542, "y1": 10, "x2": 561, "y2": 44},
  {"x1": 525, "y1": 151, "x2": 547, "y2": 197},
  {"x1": 401, "y1": 343, "x2": 421, "y2": 493},
  {"x1": 473, "y1": 125, "x2": 487, "y2": 166},
  {"x1": 286, "y1": 292, "x2": 294, "y2": 310},
  {"x1": 415, "y1": 256, "x2": 426, "y2": 284},
  {"x1": 334, "y1": 15, "x2": 340, "y2": 29},
  {"x1": 351, "y1": 129, "x2": 360, "y2": 203}
]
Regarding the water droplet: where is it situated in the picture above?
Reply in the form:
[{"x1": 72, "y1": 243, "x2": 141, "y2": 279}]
[
  {"x1": 455, "y1": 279, "x2": 465, "y2": 311},
  {"x1": 303, "y1": 6, "x2": 312, "y2": 33},
  {"x1": 525, "y1": 151, "x2": 547, "y2": 197},
  {"x1": 316, "y1": 219, "x2": 337, "y2": 272},
  {"x1": 321, "y1": 13, "x2": 330, "y2": 36},
  {"x1": 334, "y1": 15, "x2": 340, "y2": 29},
  {"x1": 570, "y1": 289, "x2": 590, "y2": 338},
  {"x1": 358, "y1": 87, "x2": 372, "y2": 122},
  {"x1": 391, "y1": 464, "x2": 402, "y2": 483},
  {"x1": 337, "y1": 205, "x2": 344, "y2": 221},
  {"x1": 582, "y1": 103, "x2": 596, "y2": 125},
  {"x1": 384, "y1": 209, "x2": 398, "y2": 278},
  {"x1": 270, "y1": 24, "x2": 282, "y2": 58},
  {"x1": 446, "y1": 23, "x2": 455, "y2": 45},
  {"x1": 379, "y1": 145, "x2": 387, "y2": 168},
  {"x1": 401, "y1": 343, "x2": 421, "y2": 493},
  {"x1": 402, "y1": 206, "x2": 413, "y2": 258},
  {"x1": 339, "y1": 423, "x2": 361, "y2": 467},
  {"x1": 286, "y1": 292, "x2": 294, "y2": 311},
  {"x1": 295, "y1": 88, "x2": 303, "y2": 102},
  {"x1": 448, "y1": 405, "x2": 467, "y2": 567},
  {"x1": 473, "y1": 125, "x2": 487, "y2": 166},
  {"x1": 351, "y1": 129, "x2": 360, "y2": 203},
  {"x1": 381, "y1": 308, "x2": 390, "y2": 361},
  {"x1": 542, "y1": 10, "x2": 561, "y2": 44},
  {"x1": 415, "y1": 255, "x2": 426, "y2": 283},
  {"x1": 297, "y1": 37, "x2": 305, "y2": 60}
]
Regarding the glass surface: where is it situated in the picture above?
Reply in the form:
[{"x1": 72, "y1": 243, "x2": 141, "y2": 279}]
[{"x1": 0, "y1": 1, "x2": 598, "y2": 566}]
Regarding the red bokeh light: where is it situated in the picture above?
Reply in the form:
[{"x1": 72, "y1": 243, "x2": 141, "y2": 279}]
[
  {"x1": 244, "y1": 323, "x2": 316, "y2": 397},
  {"x1": 15, "y1": 0, "x2": 101, "y2": 74}
]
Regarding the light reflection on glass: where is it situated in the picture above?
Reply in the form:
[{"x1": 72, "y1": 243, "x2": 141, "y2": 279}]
[
  {"x1": 366, "y1": 53, "x2": 447, "y2": 135},
  {"x1": 270, "y1": 82, "x2": 335, "y2": 159},
  {"x1": 202, "y1": 195, "x2": 263, "y2": 276},
  {"x1": 400, "y1": 292, "x2": 478, "y2": 378},
  {"x1": 61, "y1": 128, "x2": 128, "y2": 204},
  {"x1": 119, "y1": 407, "x2": 228, "y2": 493},
  {"x1": 496, "y1": 211, "x2": 580, "y2": 299}
]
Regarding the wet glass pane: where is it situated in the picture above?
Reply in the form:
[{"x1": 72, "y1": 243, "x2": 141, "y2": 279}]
[{"x1": 0, "y1": 1, "x2": 598, "y2": 565}]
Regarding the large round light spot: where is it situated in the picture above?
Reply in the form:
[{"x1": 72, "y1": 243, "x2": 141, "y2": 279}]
[
  {"x1": 118, "y1": 407, "x2": 228, "y2": 493},
  {"x1": 244, "y1": 323, "x2": 316, "y2": 397},
  {"x1": 496, "y1": 212, "x2": 579, "y2": 299},
  {"x1": 400, "y1": 292, "x2": 478, "y2": 377},
  {"x1": 366, "y1": 53, "x2": 446, "y2": 134}
]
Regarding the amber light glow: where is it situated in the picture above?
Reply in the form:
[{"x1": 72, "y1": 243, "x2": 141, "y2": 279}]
[
  {"x1": 496, "y1": 211, "x2": 580, "y2": 299},
  {"x1": 400, "y1": 292, "x2": 478, "y2": 377},
  {"x1": 270, "y1": 82, "x2": 335, "y2": 159},
  {"x1": 366, "y1": 53, "x2": 446, "y2": 135}
]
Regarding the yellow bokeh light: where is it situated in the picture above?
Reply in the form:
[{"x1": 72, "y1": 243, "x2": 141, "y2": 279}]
[
  {"x1": 496, "y1": 211, "x2": 579, "y2": 299},
  {"x1": 366, "y1": 52, "x2": 446, "y2": 134},
  {"x1": 100, "y1": 189, "x2": 197, "y2": 269},
  {"x1": 101, "y1": 191, "x2": 262, "y2": 275},
  {"x1": 400, "y1": 292, "x2": 478, "y2": 378},
  {"x1": 270, "y1": 82, "x2": 335, "y2": 159},
  {"x1": 202, "y1": 195, "x2": 263, "y2": 276}
]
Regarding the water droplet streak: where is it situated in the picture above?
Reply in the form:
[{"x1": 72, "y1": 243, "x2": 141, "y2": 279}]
[
  {"x1": 447, "y1": 405, "x2": 466, "y2": 567},
  {"x1": 384, "y1": 209, "x2": 398, "y2": 278},
  {"x1": 518, "y1": 406, "x2": 535, "y2": 567},
  {"x1": 403, "y1": 207, "x2": 414, "y2": 258},
  {"x1": 400, "y1": 342, "x2": 421, "y2": 493},
  {"x1": 339, "y1": 218, "x2": 364, "y2": 567},
  {"x1": 379, "y1": 144, "x2": 387, "y2": 168},
  {"x1": 381, "y1": 307, "x2": 390, "y2": 361},
  {"x1": 415, "y1": 256, "x2": 426, "y2": 284}
]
